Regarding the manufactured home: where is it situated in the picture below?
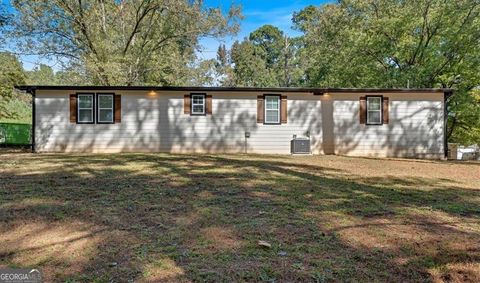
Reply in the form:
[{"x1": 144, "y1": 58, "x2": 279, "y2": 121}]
[{"x1": 17, "y1": 86, "x2": 452, "y2": 159}]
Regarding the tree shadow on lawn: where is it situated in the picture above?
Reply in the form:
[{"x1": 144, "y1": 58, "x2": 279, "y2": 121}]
[{"x1": 0, "y1": 153, "x2": 479, "y2": 282}]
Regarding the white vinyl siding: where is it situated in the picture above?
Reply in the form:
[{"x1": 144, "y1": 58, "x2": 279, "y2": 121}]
[
  {"x1": 34, "y1": 90, "x2": 444, "y2": 159},
  {"x1": 35, "y1": 91, "x2": 322, "y2": 154},
  {"x1": 329, "y1": 93, "x2": 444, "y2": 158}
]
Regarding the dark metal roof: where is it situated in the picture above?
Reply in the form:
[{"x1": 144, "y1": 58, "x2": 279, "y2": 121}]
[{"x1": 15, "y1": 85, "x2": 452, "y2": 94}]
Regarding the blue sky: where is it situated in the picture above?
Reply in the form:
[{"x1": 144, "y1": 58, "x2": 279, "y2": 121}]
[
  {"x1": 1, "y1": 0, "x2": 329, "y2": 70},
  {"x1": 198, "y1": 0, "x2": 329, "y2": 60}
]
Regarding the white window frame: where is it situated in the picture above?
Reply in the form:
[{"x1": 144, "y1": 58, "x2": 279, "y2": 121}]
[
  {"x1": 97, "y1": 94, "x2": 114, "y2": 123},
  {"x1": 264, "y1": 95, "x2": 280, "y2": 124},
  {"x1": 366, "y1": 96, "x2": 383, "y2": 125},
  {"x1": 77, "y1": 94, "x2": 94, "y2": 124},
  {"x1": 191, "y1": 94, "x2": 206, "y2": 115}
]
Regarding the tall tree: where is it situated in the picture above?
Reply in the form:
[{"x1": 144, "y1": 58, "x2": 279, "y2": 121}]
[
  {"x1": 227, "y1": 25, "x2": 303, "y2": 87},
  {"x1": 26, "y1": 64, "x2": 57, "y2": 85},
  {"x1": 214, "y1": 44, "x2": 234, "y2": 86},
  {"x1": 216, "y1": 44, "x2": 229, "y2": 68},
  {"x1": 0, "y1": 52, "x2": 29, "y2": 121},
  {"x1": 281, "y1": 36, "x2": 305, "y2": 87},
  {"x1": 0, "y1": 3, "x2": 9, "y2": 47},
  {"x1": 294, "y1": 0, "x2": 480, "y2": 144},
  {"x1": 55, "y1": 67, "x2": 90, "y2": 86},
  {"x1": 8, "y1": 0, "x2": 241, "y2": 86},
  {"x1": 230, "y1": 40, "x2": 277, "y2": 87},
  {"x1": 249, "y1": 25, "x2": 284, "y2": 68},
  {"x1": 187, "y1": 59, "x2": 217, "y2": 86},
  {"x1": 0, "y1": 3, "x2": 7, "y2": 27},
  {"x1": 448, "y1": 88, "x2": 480, "y2": 146}
]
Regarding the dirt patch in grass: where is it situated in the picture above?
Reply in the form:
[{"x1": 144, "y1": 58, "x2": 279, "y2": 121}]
[{"x1": 0, "y1": 153, "x2": 479, "y2": 282}]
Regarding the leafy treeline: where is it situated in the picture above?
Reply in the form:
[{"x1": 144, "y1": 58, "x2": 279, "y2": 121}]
[
  {"x1": 0, "y1": 53, "x2": 70, "y2": 123},
  {"x1": 0, "y1": 53, "x2": 30, "y2": 123},
  {"x1": 0, "y1": 0, "x2": 479, "y2": 145},
  {"x1": 217, "y1": 1, "x2": 480, "y2": 145},
  {"x1": 0, "y1": 0, "x2": 241, "y2": 121},
  {"x1": 215, "y1": 25, "x2": 304, "y2": 87},
  {"x1": 8, "y1": 0, "x2": 241, "y2": 86}
]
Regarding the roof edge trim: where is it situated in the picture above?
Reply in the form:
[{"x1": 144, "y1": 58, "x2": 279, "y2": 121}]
[{"x1": 15, "y1": 85, "x2": 452, "y2": 94}]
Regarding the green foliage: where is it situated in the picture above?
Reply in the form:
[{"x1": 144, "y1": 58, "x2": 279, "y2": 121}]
[
  {"x1": 9, "y1": 0, "x2": 242, "y2": 86},
  {"x1": 0, "y1": 96, "x2": 31, "y2": 124},
  {"x1": 55, "y1": 68, "x2": 90, "y2": 86},
  {"x1": 230, "y1": 40, "x2": 277, "y2": 87},
  {"x1": 226, "y1": 25, "x2": 304, "y2": 87},
  {"x1": 26, "y1": 64, "x2": 57, "y2": 85},
  {"x1": 0, "y1": 52, "x2": 30, "y2": 122},
  {"x1": 214, "y1": 44, "x2": 235, "y2": 86},
  {"x1": 300, "y1": 0, "x2": 479, "y2": 88},
  {"x1": 294, "y1": 0, "x2": 480, "y2": 145},
  {"x1": 249, "y1": 25, "x2": 284, "y2": 68},
  {"x1": 1, "y1": 0, "x2": 479, "y2": 144},
  {"x1": 0, "y1": 53, "x2": 25, "y2": 87},
  {"x1": 216, "y1": 44, "x2": 229, "y2": 68},
  {"x1": 292, "y1": 5, "x2": 319, "y2": 33},
  {"x1": 24, "y1": 64, "x2": 88, "y2": 86},
  {"x1": 187, "y1": 59, "x2": 217, "y2": 87},
  {"x1": 448, "y1": 89, "x2": 480, "y2": 145}
]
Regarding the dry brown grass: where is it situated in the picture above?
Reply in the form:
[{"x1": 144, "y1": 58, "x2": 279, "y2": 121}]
[{"x1": 0, "y1": 153, "x2": 479, "y2": 282}]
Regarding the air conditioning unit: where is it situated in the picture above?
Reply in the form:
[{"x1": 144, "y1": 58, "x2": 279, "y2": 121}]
[{"x1": 291, "y1": 137, "x2": 311, "y2": 154}]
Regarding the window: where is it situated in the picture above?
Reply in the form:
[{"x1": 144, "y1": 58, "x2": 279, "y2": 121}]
[
  {"x1": 77, "y1": 94, "x2": 94, "y2": 123},
  {"x1": 264, "y1": 95, "x2": 280, "y2": 124},
  {"x1": 366, "y1": 96, "x2": 382, "y2": 125},
  {"x1": 191, "y1": 94, "x2": 205, "y2": 115},
  {"x1": 97, "y1": 94, "x2": 114, "y2": 123}
]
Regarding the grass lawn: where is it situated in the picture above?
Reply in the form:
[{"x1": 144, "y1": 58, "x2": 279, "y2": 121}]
[{"x1": 0, "y1": 153, "x2": 479, "y2": 282}]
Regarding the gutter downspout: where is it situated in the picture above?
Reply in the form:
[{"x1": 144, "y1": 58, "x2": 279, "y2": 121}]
[
  {"x1": 29, "y1": 88, "x2": 36, "y2": 153},
  {"x1": 444, "y1": 90, "x2": 453, "y2": 159}
]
